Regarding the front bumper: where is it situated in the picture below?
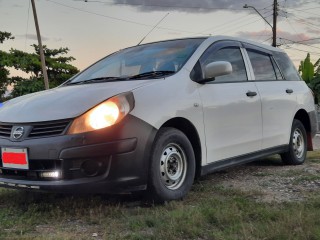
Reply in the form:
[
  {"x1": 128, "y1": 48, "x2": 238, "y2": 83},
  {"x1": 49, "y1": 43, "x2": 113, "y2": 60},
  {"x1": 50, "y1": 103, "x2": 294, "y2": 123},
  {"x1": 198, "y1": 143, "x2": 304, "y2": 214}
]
[{"x1": 0, "y1": 115, "x2": 157, "y2": 193}]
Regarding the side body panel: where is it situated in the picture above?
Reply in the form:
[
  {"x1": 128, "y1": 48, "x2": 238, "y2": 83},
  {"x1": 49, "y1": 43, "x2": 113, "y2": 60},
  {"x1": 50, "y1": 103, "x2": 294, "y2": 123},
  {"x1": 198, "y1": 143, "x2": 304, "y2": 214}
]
[
  {"x1": 254, "y1": 81, "x2": 297, "y2": 149},
  {"x1": 198, "y1": 82, "x2": 262, "y2": 163}
]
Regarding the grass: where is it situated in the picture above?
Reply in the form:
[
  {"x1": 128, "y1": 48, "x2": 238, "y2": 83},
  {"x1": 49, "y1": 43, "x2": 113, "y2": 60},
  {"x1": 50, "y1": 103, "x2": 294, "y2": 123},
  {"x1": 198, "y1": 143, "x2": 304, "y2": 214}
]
[{"x1": 0, "y1": 151, "x2": 320, "y2": 239}]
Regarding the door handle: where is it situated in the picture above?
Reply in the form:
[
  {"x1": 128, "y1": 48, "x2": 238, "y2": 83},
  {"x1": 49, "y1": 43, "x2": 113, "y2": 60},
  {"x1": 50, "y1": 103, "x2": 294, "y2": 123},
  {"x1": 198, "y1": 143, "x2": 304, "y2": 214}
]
[
  {"x1": 246, "y1": 91, "x2": 257, "y2": 97},
  {"x1": 286, "y1": 89, "x2": 293, "y2": 94}
]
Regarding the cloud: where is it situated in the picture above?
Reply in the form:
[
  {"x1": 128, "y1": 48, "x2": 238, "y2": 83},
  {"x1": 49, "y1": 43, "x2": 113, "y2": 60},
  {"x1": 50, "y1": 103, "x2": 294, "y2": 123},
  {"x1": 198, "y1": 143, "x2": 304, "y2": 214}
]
[
  {"x1": 307, "y1": 17, "x2": 320, "y2": 23},
  {"x1": 307, "y1": 28, "x2": 320, "y2": 35},
  {"x1": 109, "y1": 0, "x2": 305, "y2": 13},
  {"x1": 15, "y1": 34, "x2": 62, "y2": 43},
  {"x1": 236, "y1": 29, "x2": 273, "y2": 41},
  {"x1": 12, "y1": 4, "x2": 23, "y2": 8},
  {"x1": 236, "y1": 29, "x2": 320, "y2": 45},
  {"x1": 16, "y1": 34, "x2": 50, "y2": 41}
]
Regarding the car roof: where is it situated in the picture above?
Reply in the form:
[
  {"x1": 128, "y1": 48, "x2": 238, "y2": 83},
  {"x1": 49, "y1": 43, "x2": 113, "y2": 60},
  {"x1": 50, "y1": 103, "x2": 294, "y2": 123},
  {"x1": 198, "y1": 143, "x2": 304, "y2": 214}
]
[
  {"x1": 204, "y1": 35, "x2": 284, "y2": 53},
  {"x1": 139, "y1": 36, "x2": 284, "y2": 53}
]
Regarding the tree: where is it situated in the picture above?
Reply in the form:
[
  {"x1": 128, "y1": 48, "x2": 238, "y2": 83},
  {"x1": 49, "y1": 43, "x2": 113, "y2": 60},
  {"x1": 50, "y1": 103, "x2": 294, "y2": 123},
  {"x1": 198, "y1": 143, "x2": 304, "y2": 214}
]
[
  {"x1": 0, "y1": 31, "x2": 14, "y2": 44},
  {"x1": 1, "y1": 32, "x2": 79, "y2": 98},
  {"x1": 315, "y1": 58, "x2": 320, "y2": 75},
  {"x1": 0, "y1": 31, "x2": 14, "y2": 101},
  {"x1": 299, "y1": 53, "x2": 314, "y2": 84},
  {"x1": 8, "y1": 45, "x2": 79, "y2": 97},
  {"x1": 299, "y1": 53, "x2": 320, "y2": 103}
]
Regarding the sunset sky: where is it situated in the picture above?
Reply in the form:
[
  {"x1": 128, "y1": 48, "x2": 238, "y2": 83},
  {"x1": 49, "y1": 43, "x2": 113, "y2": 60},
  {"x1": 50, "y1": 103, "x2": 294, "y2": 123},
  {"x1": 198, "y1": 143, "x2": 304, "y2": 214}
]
[{"x1": 1, "y1": 0, "x2": 320, "y2": 72}]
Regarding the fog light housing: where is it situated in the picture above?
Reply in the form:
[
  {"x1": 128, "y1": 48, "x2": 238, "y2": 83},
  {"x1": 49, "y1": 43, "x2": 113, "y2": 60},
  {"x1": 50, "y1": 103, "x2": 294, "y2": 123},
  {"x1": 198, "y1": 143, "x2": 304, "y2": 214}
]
[
  {"x1": 40, "y1": 171, "x2": 61, "y2": 179},
  {"x1": 81, "y1": 160, "x2": 102, "y2": 177}
]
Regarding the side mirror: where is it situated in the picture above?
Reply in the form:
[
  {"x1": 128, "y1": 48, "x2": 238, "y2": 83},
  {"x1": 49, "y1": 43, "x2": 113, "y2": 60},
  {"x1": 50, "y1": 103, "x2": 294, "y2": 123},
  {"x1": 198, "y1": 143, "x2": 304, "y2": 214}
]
[{"x1": 204, "y1": 61, "x2": 232, "y2": 80}]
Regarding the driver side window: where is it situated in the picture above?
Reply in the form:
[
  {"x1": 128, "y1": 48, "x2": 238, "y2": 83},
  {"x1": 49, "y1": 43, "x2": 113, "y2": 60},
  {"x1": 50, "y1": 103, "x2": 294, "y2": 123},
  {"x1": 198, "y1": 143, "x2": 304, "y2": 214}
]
[{"x1": 192, "y1": 46, "x2": 248, "y2": 83}]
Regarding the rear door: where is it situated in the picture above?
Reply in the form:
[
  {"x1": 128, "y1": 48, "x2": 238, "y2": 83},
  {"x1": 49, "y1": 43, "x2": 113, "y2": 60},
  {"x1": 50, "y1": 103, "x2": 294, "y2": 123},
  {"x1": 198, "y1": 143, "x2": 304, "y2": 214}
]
[
  {"x1": 192, "y1": 41, "x2": 262, "y2": 163},
  {"x1": 243, "y1": 44, "x2": 298, "y2": 149}
]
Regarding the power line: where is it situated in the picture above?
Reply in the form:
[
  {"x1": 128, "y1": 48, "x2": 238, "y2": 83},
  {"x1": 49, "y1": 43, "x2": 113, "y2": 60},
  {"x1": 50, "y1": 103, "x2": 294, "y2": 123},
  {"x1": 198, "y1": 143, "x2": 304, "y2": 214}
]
[
  {"x1": 290, "y1": 14, "x2": 320, "y2": 31},
  {"x1": 220, "y1": 16, "x2": 267, "y2": 35},
  {"x1": 282, "y1": 45, "x2": 320, "y2": 56},
  {"x1": 279, "y1": 37, "x2": 320, "y2": 50},
  {"x1": 48, "y1": 0, "x2": 152, "y2": 27},
  {"x1": 286, "y1": 6, "x2": 320, "y2": 11},
  {"x1": 287, "y1": 9, "x2": 320, "y2": 17},
  {"x1": 200, "y1": 14, "x2": 258, "y2": 34},
  {"x1": 293, "y1": 38, "x2": 320, "y2": 43},
  {"x1": 47, "y1": 0, "x2": 207, "y2": 36},
  {"x1": 261, "y1": 36, "x2": 272, "y2": 43},
  {"x1": 285, "y1": 18, "x2": 304, "y2": 42}
]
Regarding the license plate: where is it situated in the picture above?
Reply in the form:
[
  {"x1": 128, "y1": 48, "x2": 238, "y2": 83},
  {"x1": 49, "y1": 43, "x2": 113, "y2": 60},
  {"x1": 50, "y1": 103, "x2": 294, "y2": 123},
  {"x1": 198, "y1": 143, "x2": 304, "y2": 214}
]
[{"x1": 1, "y1": 147, "x2": 29, "y2": 170}]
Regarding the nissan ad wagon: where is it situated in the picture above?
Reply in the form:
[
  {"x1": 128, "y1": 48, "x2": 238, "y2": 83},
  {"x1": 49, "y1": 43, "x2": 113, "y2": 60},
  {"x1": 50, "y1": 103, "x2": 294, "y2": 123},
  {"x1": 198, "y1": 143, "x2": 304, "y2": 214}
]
[{"x1": 0, "y1": 36, "x2": 317, "y2": 202}]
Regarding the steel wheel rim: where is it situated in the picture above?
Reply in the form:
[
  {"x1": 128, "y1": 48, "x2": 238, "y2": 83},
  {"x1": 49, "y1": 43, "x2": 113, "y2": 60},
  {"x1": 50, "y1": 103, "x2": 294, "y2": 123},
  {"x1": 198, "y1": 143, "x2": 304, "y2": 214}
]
[
  {"x1": 159, "y1": 143, "x2": 187, "y2": 190},
  {"x1": 292, "y1": 128, "x2": 305, "y2": 159}
]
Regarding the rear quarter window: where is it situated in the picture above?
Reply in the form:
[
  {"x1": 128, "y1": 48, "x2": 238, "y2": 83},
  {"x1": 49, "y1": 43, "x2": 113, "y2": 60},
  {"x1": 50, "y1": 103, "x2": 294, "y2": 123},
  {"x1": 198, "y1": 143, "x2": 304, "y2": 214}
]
[{"x1": 273, "y1": 51, "x2": 301, "y2": 81}]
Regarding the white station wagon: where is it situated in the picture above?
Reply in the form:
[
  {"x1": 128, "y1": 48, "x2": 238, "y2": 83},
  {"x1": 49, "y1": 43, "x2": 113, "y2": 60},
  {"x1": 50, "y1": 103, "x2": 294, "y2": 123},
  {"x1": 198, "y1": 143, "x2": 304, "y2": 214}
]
[{"x1": 0, "y1": 36, "x2": 317, "y2": 202}]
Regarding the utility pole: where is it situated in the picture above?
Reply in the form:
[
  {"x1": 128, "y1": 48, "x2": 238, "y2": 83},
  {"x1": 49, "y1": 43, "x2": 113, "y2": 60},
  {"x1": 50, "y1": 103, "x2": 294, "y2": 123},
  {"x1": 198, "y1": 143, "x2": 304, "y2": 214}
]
[
  {"x1": 31, "y1": 0, "x2": 49, "y2": 90},
  {"x1": 273, "y1": 0, "x2": 278, "y2": 47},
  {"x1": 244, "y1": 0, "x2": 278, "y2": 47}
]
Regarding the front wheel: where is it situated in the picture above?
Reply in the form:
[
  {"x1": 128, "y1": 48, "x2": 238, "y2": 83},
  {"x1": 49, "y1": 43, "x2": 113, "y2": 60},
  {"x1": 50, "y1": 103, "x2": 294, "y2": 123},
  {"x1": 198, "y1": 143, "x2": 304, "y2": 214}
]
[
  {"x1": 281, "y1": 119, "x2": 307, "y2": 165},
  {"x1": 148, "y1": 127, "x2": 195, "y2": 202}
]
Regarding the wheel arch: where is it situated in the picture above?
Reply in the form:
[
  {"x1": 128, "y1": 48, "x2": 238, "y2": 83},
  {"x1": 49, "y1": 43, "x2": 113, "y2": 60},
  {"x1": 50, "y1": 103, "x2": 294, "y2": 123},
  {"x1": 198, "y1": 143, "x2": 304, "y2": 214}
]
[
  {"x1": 160, "y1": 117, "x2": 202, "y2": 178},
  {"x1": 294, "y1": 109, "x2": 313, "y2": 151}
]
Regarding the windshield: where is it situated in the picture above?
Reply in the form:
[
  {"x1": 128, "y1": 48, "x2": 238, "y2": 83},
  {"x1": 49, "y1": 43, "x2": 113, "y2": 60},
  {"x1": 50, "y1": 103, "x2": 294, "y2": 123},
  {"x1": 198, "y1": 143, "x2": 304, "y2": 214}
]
[{"x1": 66, "y1": 38, "x2": 205, "y2": 84}]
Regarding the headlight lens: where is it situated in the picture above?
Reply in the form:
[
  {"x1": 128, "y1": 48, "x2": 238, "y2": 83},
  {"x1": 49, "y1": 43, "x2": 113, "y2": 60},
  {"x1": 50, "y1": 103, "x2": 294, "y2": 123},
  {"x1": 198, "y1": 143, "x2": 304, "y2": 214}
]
[
  {"x1": 67, "y1": 92, "x2": 134, "y2": 134},
  {"x1": 89, "y1": 101, "x2": 119, "y2": 129}
]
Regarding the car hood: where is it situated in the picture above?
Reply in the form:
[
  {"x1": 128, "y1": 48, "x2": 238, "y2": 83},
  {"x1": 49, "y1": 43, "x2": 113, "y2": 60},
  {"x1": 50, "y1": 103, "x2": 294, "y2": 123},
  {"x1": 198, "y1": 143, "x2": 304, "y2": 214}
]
[{"x1": 0, "y1": 80, "x2": 152, "y2": 123}]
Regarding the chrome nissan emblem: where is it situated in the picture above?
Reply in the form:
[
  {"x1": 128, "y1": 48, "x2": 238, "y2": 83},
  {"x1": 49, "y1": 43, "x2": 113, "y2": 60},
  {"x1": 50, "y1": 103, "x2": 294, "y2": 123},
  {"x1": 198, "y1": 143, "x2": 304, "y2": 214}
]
[{"x1": 13, "y1": 127, "x2": 25, "y2": 140}]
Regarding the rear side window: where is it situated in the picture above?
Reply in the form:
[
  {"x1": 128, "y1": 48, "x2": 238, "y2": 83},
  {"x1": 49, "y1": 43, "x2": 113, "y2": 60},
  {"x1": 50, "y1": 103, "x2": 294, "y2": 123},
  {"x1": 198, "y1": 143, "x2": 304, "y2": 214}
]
[
  {"x1": 273, "y1": 51, "x2": 301, "y2": 81},
  {"x1": 247, "y1": 50, "x2": 277, "y2": 81}
]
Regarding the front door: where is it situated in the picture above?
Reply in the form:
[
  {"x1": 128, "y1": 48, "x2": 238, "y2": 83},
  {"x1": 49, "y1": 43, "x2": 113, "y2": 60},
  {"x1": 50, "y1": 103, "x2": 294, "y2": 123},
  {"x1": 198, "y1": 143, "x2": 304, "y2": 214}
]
[{"x1": 192, "y1": 41, "x2": 262, "y2": 163}]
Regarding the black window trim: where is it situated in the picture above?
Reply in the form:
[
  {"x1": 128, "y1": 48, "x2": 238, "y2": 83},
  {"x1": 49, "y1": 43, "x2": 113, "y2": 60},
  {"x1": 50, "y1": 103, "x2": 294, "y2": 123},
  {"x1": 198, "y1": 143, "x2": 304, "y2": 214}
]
[
  {"x1": 243, "y1": 44, "x2": 288, "y2": 82},
  {"x1": 242, "y1": 42, "x2": 299, "y2": 82},
  {"x1": 190, "y1": 40, "x2": 249, "y2": 84},
  {"x1": 270, "y1": 56, "x2": 285, "y2": 80}
]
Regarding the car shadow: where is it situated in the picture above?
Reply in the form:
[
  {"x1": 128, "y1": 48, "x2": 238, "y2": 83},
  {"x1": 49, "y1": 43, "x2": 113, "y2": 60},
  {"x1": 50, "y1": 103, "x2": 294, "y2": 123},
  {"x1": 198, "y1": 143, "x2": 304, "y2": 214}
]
[{"x1": 0, "y1": 156, "x2": 286, "y2": 208}]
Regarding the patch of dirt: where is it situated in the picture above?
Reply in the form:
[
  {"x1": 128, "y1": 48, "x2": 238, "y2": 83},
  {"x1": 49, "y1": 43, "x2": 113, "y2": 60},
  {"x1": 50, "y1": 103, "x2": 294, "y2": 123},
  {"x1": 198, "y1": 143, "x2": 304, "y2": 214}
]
[{"x1": 208, "y1": 160, "x2": 320, "y2": 202}]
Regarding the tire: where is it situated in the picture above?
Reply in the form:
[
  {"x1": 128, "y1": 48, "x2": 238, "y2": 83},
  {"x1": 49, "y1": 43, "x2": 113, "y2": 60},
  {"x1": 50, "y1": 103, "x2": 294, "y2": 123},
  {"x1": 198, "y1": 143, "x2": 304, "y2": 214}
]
[
  {"x1": 147, "y1": 127, "x2": 195, "y2": 202},
  {"x1": 281, "y1": 119, "x2": 307, "y2": 165}
]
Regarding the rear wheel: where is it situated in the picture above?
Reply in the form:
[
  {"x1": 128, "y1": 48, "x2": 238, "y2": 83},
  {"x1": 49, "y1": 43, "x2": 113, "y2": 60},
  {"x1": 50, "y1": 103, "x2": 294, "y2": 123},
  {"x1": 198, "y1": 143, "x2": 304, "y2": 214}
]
[
  {"x1": 281, "y1": 119, "x2": 307, "y2": 165},
  {"x1": 148, "y1": 127, "x2": 195, "y2": 202}
]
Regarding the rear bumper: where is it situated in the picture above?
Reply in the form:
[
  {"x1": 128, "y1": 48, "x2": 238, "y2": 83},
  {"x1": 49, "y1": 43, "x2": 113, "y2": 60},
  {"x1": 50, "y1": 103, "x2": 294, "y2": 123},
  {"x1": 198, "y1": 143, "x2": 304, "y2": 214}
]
[{"x1": 0, "y1": 115, "x2": 157, "y2": 193}]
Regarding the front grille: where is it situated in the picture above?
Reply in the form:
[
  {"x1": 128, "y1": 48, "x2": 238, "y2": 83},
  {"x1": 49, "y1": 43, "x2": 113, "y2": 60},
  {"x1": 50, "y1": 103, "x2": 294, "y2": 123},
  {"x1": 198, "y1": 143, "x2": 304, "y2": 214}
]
[
  {"x1": 0, "y1": 120, "x2": 71, "y2": 139},
  {"x1": 0, "y1": 124, "x2": 12, "y2": 138},
  {"x1": 29, "y1": 120, "x2": 71, "y2": 138}
]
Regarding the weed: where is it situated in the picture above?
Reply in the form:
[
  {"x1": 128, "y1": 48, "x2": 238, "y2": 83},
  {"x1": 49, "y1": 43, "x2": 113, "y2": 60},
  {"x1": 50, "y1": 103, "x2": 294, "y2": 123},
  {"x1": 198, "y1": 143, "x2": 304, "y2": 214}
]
[{"x1": 0, "y1": 152, "x2": 320, "y2": 239}]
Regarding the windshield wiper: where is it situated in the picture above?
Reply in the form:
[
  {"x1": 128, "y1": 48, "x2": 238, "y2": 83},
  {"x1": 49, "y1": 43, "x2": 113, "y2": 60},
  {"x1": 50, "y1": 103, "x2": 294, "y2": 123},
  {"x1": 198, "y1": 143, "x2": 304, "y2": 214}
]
[
  {"x1": 128, "y1": 71, "x2": 175, "y2": 80},
  {"x1": 66, "y1": 77, "x2": 127, "y2": 85},
  {"x1": 66, "y1": 71, "x2": 175, "y2": 85}
]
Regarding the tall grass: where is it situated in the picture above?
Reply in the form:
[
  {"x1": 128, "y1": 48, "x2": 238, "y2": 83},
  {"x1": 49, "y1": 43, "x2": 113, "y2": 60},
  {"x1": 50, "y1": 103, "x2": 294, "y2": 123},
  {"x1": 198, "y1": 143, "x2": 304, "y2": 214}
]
[{"x1": 0, "y1": 152, "x2": 319, "y2": 239}]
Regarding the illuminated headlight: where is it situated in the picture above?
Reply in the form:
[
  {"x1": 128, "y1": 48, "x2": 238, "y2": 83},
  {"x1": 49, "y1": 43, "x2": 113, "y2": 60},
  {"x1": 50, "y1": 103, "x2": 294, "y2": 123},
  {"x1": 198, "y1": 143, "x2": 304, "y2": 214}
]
[
  {"x1": 67, "y1": 92, "x2": 135, "y2": 134},
  {"x1": 40, "y1": 171, "x2": 61, "y2": 178}
]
